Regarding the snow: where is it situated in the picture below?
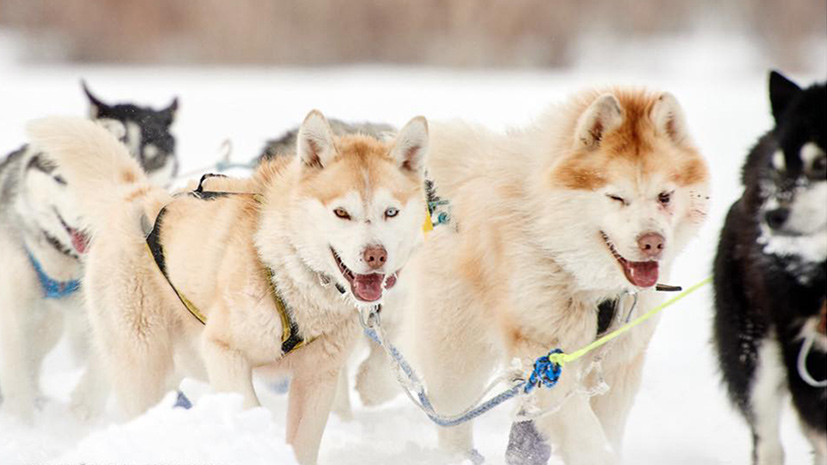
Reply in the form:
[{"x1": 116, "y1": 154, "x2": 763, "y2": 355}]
[{"x1": 1, "y1": 33, "x2": 825, "y2": 464}]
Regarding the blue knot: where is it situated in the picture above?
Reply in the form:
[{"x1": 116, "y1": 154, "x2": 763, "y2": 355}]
[
  {"x1": 26, "y1": 250, "x2": 81, "y2": 299},
  {"x1": 524, "y1": 349, "x2": 563, "y2": 394}
]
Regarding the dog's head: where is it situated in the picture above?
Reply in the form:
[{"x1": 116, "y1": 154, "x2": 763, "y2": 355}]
[
  {"x1": 543, "y1": 90, "x2": 709, "y2": 292},
  {"x1": 746, "y1": 72, "x2": 826, "y2": 270},
  {"x1": 273, "y1": 110, "x2": 428, "y2": 305},
  {"x1": 19, "y1": 151, "x2": 90, "y2": 260},
  {"x1": 82, "y1": 81, "x2": 179, "y2": 186}
]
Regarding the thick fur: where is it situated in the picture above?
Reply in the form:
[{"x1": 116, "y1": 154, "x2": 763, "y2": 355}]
[
  {"x1": 28, "y1": 113, "x2": 427, "y2": 464},
  {"x1": 405, "y1": 88, "x2": 709, "y2": 464},
  {"x1": 713, "y1": 72, "x2": 826, "y2": 465},
  {"x1": 0, "y1": 86, "x2": 179, "y2": 422},
  {"x1": 257, "y1": 118, "x2": 408, "y2": 415},
  {"x1": 259, "y1": 119, "x2": 394, "y2": 161}
]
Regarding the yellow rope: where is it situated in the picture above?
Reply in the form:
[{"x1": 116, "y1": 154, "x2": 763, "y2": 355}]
[{"x1": 548, "y1": 276, "x2": 712, "y2": 367}]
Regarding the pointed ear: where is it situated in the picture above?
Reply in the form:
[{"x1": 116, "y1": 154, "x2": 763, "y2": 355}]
[
  {"x1": 161, "y1": 97, "x2": 179, "y2": 125},
  {"x1": 650, "y1": 92, "x2": 690, "y2": 145},
  {"x1": 296, "y1": 110, "x2": 337, "y2": 169},
  {"x1": 81, "y1": 80, "x2": 108, "y2": 118},
  {"x1": 574, "y1": 94, "x2": 623, "y2": 150},
  {"x1": 391, "y1": 116, "x2": 428, "y2": 175},
  {"x1": 769, "y1": 70, "x2": 801, "y2": 123}
]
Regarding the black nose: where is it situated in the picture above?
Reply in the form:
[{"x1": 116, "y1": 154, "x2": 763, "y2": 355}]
[{"x1": 765, "y1": 208, "x2": 790, "y2": 230}]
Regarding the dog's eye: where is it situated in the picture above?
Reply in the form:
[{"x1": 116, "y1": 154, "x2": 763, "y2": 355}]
[
  {"x1": 658, "y1": 191, "x2": 673, "y2": 205},
  {"x1": 385, "y1": 207, "x2": 399, "y2": 218},
  {"x1": 53, "y1": 175, "x2": 67, "y2": 185},
  {"x1": 606, "y1": 194, "x2": 626, "y2": 205},
  {"x1": 333, "y1": 208, "x2": 351, "y2": 220}
]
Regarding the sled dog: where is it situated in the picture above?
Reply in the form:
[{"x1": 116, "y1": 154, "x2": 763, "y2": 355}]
[
  {"x1": 713, "y1": 71, "x2": 826, "y2": 465},
  {"x1": 0, "y1": 84, "x2": 178, "y2": 421},
  {"x1": 27, "y1": 110, "x2": 427, "y2": 464},
  {"x1": 406, "y1": 88, "x2": 709, "y2": 464}
]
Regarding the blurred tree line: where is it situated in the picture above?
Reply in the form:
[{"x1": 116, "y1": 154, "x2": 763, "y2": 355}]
[{"x1": 0, "y1": 0, "x2": 822, "y2": 70}]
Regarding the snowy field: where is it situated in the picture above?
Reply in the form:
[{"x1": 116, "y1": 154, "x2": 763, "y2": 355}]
[{"x1": 1, "y1": 35, "x2": 825, "y2": 464}]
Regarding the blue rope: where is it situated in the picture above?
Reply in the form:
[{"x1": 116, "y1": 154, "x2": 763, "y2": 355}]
[
  {"x1": 363, "y1": 325, "x2": 563, "y2": 427},
  {"x1": 26, "y1": 250, "x2": 81, "y2": 299}
]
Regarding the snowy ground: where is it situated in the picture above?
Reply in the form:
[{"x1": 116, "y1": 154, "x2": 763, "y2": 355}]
[{"x1": 1, "y1": 34, "x2": 825, "y2": 464}]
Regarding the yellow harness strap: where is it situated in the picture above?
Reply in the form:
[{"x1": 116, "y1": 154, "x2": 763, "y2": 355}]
[{"x1": 144, "y1": 189, "x2": 308, "y2": 356}]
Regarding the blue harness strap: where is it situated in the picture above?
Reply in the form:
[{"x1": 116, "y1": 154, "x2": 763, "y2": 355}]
[{"x1": 26, "y1": 250, "x2": 81, "y2": 299}]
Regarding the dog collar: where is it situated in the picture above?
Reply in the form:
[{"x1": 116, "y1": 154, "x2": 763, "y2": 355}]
[{"x1": 25, "y1": 249, "x2": 80, "y2": 299}]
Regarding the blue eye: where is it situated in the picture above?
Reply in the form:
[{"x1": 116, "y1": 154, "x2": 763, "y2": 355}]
[{"x1": 385, "y1": 207, "x2": 399, "y2": 218}]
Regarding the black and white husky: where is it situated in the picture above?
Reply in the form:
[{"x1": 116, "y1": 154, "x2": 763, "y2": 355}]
[
  {"x1": 713, "y1": 71, "x2": 826, "y2": 465},
  {"x1": 0, "y1": 83, "x2": 179, "y2": 421}
]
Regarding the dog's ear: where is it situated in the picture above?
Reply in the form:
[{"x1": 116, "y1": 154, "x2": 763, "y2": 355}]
[
  {"x1": 160, "y1": 97, "x2": 179, "y2": 126},
  {"x1": 297, "y1": 110, "x2": 337, "y2": 169},
  {"x1": 391, "y1": 116, "x2": 428, "y2": 175},
  {"x1": 650, "y1": 92, "x2": 690, "y2": 145},
  {"x1": 81, "y1": 80, "x2": 109, "y2": 118},
  {"x1": 769, "y1": 71, "x2": 801, "y2": 123},
  {"x1": 574, "y1": 94, "x2": 623, "y2": 150}
]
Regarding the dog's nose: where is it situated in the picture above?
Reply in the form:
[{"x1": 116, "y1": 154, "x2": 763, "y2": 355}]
[
  {"x1": 637, "y1": 232, "x2": 665, "y2": 258},
  {"x1": 765, "y1": 208, "x2": 790, "y2": 230},
  {"x1": 363, "y1": 245, "x2": 387, "y2": 270}
]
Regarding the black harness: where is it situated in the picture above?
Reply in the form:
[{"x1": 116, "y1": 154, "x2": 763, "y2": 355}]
[{"x1": 145, "y1": 174, "x2": 310, "y2": 356}]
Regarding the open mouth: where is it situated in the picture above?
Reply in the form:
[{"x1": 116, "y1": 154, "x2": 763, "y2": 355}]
[
  {"x1": 600, "y1": 231, "x2": 659, "y2": 288},
  {"x1": 56, "y1": 212, "x2": 90, "y2": 254},
  {"x1": 331, "y1": 247, "x2": 398, "y2": 302}
]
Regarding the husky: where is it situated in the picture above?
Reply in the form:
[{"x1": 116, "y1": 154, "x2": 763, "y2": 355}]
[
  {"x1": 713, "y1": 71, "x2": 826, "y2": 465},
  {"x1": 0, "y1": 85, "x2": 180, "y2": 422},
  {"x1": 257, "y1": 118, "x2": 407, "y2": 417},
  {"x1": 27, "y1": 110, "x2": 427, "y2": 464},
  {"x1": 403, "y1": 89, "x2": 709, "y2": 464},
  {"x1": 82, "y1": 81, "x2": 180, "y2": 185}
]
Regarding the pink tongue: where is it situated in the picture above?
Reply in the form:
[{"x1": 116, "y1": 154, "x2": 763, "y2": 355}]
[
  {"x1": 70, "y1": 230, "x2": 90, "y2": 254},
  {"x1": 624, "y1": 261, "x2": 659, "y2": 288},
  {"x1": 352, "y1": 273, "x2": 385, "y2": 302}
]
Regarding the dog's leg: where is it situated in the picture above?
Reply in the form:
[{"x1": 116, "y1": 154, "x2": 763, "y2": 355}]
[
  {"x1": 90, "y1": 298, "x2": 175, "y2": 418},
  {"x1": 534, "y1": 392, "x2": 616, "y2": 465},
  {"x1": 355, "y1": 340, "x2": 398, "y2": 406},
  {"x1": 0, "y1": 282, "x2": 39, "y2": 421},
  {"x1": 590, "y1": 350, "x2": 645, "y2": 454},
  {"x1": 202, "y1": 336, "x2": 260, "y2": 409},
  {"x1": 798, "y1": 419, "x2": 827, "y2": 465},
  {"x1": 748, "y1": 339, "x2": 786, "y2": 465},
  {"x1": 355, "y1": 294, "x2": 404, "y2": 407},
  {"x1": 418, "y1": 322, "x2": 496, "y2": 456},
  {"x1": 330, "y1": 365, "x2": 353, "y2": 420},
  {"x1": 70, "y1": 347, "x2": 110, "y2": 420},
  {"x1": 0, "y1": 236, "x2": 65, "y2": 421},
  {"x1": 286, "y1": 367, "x2": 340, "y2": 465}
]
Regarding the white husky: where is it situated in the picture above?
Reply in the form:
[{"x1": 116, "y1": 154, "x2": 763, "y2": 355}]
[
  {"x1": 27, "y1": 111, "x2": 428, "y2": 464},
  {"x1": 404, "y1": 89, "x2": 710, "y2": 464},
  {"x1": 0, "y1": 87, "x2": 178, "y2": 421}
]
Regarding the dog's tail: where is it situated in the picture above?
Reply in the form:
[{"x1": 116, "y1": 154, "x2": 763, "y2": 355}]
[{"x1": 26, "y1": 116, "x2": 170, "y2": 234}]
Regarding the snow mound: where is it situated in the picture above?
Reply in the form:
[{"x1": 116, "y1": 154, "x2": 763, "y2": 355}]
[{"x1": 54, "y1": 393, "x2": 299, "y2": 465}]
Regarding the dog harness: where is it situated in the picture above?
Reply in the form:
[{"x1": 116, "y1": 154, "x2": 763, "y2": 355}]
[
  {"x1": 144, "y1": 175, "x2": 312, "y2": 356},
  {"x1": 26, "y1": 250, "x2": 81, "y2": 299}
]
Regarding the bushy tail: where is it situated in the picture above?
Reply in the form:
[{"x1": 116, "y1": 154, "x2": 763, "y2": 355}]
[{"x1": 26, "y1": 116, "x2": 169, "y2": 233}]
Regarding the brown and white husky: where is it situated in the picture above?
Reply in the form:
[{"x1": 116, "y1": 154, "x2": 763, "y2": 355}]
[{"x1": 27, "y1": 111, "x2": 428, "y2": 464}]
